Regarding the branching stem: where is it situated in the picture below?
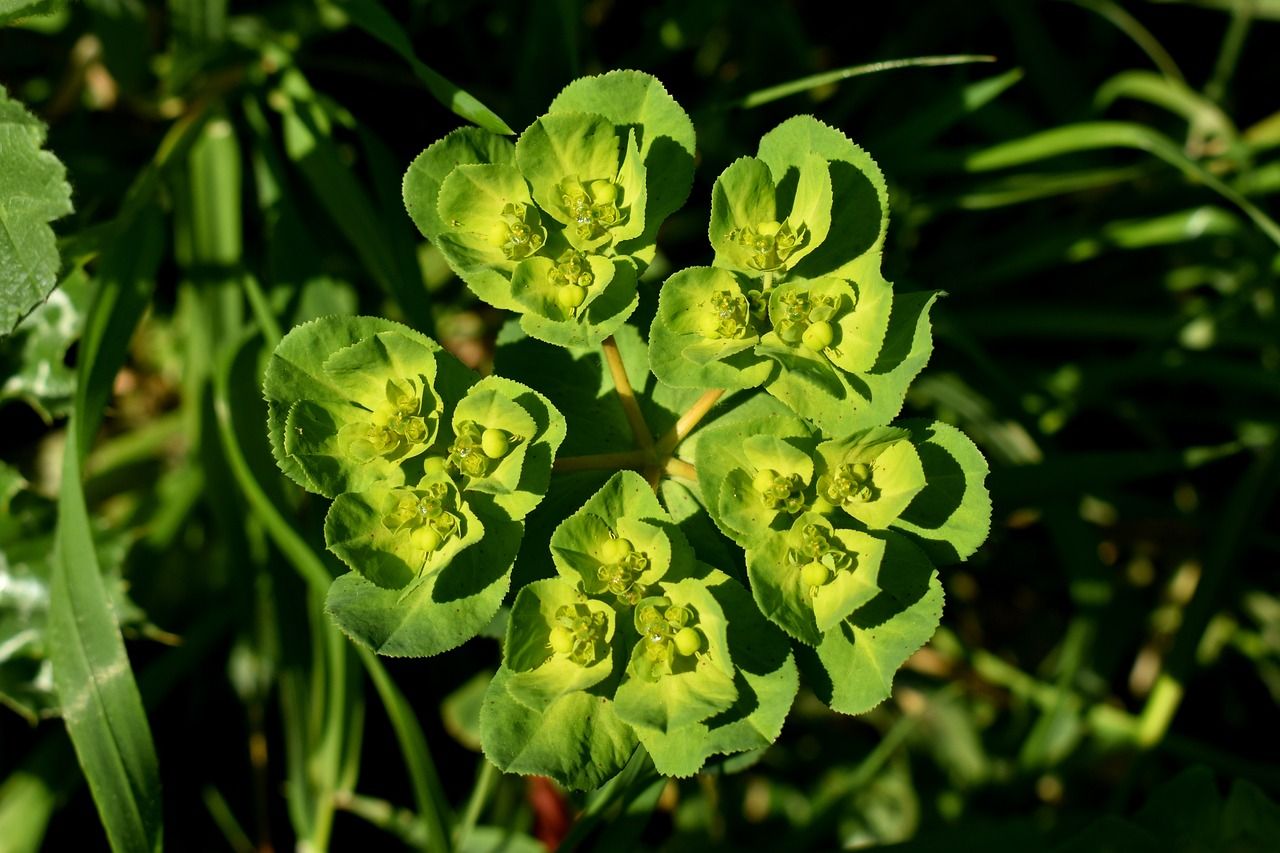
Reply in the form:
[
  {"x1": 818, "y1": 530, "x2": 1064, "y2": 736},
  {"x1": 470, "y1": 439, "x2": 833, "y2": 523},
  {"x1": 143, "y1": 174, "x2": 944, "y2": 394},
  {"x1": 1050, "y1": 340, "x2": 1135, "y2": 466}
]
[
  {"x1": 657, "y1": 389, "x2": 725, "y2": 457},
  {"x1": 601, "y1": 335, "x2": 656, "y2": 459}
]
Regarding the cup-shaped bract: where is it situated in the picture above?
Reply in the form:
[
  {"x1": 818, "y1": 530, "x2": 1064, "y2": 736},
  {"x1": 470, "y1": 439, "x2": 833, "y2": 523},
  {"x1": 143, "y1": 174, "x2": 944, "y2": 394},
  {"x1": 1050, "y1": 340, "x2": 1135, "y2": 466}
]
[
  {"x1": 745, "y1": 512, "x2": 887, "y2": 645},
  {"x1": 710, "y1": 155, "x2": 832, "y2": 276},
  {"x1": 648, "y1": 266, "x2": 775, "y2": 390},
  {"x1": 503, "y1": 577, "x2": 618, "y2": 711},
  {"x1": 813, "y1": 426, "x2": 926, "y2": 529},
  {"x1": 717, "y1": 435, "x2": 816, "y2": 546},
  {"x1": 613, "y1": 578, "x2": 737, "y2": 732},
  {"x1": 403, "y1": 70, "x2": 695, "y2": 350}
]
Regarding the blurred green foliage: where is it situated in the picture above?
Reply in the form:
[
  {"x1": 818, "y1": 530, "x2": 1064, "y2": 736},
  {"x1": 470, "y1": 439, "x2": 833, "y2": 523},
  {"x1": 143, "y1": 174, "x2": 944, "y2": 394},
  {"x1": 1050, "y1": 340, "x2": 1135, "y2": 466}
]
[{"x1": 1, "y1": 0, "x2": 1278, "y2": 850}]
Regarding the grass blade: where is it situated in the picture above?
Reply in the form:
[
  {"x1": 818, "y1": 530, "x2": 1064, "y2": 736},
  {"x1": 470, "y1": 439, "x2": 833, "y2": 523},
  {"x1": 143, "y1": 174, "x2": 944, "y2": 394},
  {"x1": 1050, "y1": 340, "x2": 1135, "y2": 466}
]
[
  {"x1": 963, "y1": 121, "x2": 1280, "y2": 247},
  {"x1": 337, "y1": 0, "x2": 513, "y2": 134},
  {"x1": 732, "y1": 55, "x2": 997, "y2": 109},
  {"x1": 48, "y1": 207, "x2": 166, "y2": 853}
]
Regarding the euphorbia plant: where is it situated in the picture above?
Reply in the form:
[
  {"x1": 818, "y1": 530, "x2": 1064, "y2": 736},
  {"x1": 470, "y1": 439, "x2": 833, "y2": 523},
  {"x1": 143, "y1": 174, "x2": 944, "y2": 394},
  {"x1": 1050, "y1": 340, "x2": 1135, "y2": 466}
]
[{"x1": 265, "y1": 70, "x2": 990, "y2": 787}]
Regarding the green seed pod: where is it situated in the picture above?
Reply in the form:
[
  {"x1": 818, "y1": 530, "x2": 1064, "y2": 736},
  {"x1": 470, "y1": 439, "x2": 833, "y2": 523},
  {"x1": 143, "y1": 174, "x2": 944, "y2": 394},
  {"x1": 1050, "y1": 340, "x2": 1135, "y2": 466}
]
[
  {"x1": 422, "y1": 455, "x2": 448, "y2": 477},
  {"x1": 549, "y1": 625, "x2": 576, "y2": 655},
  {"x1": 599, "y1": 536, "x2": 633, "y2": 565},
  {"x1": 757, "y1": 220, "x2": 782, "y2": 238},
  {"x1": 419, "y1": 527, "x2": 443, "y2": 554},
  {"x1": 489, "y1": 219, "x2": 512, "y2": 248},
  {"x1": 674, "y1": 626, "x2": 701, "y2": 656},
  {"x1": 850, "y1": 462, "x2": 872, "y2": 481},
  {"x1": 801, "y1": 320, "x2": 834, "y2": 352},
  {"x1": 481, "y1": 428, "x2": 510, "y2": 459},
  {"x1": 557, "y1": 284, "x2": 586, "y2": 309},
  {"x1": 752, "y1": 468, "x2": 779, "y2": 494},
  {"x1": 801, "y1": 560, "x2": 831, "y2": 588}
]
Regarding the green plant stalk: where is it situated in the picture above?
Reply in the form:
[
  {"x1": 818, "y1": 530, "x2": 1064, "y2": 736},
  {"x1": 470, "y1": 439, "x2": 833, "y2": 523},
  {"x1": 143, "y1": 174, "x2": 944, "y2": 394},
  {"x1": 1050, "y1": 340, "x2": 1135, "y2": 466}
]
[
  {"x1": 453, "y1": 759, "x2": 499, "y2": 849},
  {"x1": 557, "y1": 747, "x2": 658, "y2": 853},
  {"x1": 732, "y1": 54, "x2": 998, "y2": 109},
  {"x1": 601, "y1": 335, "x2": 656, "y2": 459}
]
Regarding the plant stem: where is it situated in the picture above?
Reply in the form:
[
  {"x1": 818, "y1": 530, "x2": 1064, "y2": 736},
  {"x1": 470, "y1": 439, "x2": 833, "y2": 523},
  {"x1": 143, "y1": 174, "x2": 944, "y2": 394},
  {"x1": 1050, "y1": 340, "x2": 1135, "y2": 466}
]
[
  {"x1": 601, "y1": 335, "x2": 656, "y2": 459},
  {"x1": 558, "y1": 747, "x2": 657, "y2": 853},
  {"x1": 657, "y1": 389, "x2": 725, "y2": 457},
  {"x1": 453, "y1": 759, "x2": 499, "y2": 849},
  {"x1": 665, "y1": 459, "x2": 697, "y2": 481},
  {"x1": 553, "y1": 450, "x2": 651, "y2": 472}
]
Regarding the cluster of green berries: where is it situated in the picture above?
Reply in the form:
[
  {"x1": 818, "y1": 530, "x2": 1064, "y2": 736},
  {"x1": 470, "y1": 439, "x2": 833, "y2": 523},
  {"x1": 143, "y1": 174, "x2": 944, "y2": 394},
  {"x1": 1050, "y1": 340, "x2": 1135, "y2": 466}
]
[
  {"x1": 596, "y1": 536, "x2": 651, "y2": 606},
  {"x1": 729, "y1": 220, "x2": 807, "y2": 272},
  {"x1": 775, "y1": 289, "x2": 839, "y2": 353},
  {"x1": 548, "y1": 249, "x2": 597, "y2": 312},
  {"x1": 817, "y1": 461, "x2": 877, "y2": 507},
  {"x1": 786, "y1": 522, "x2": 853, "y2": 593},
  {"x1": 488, "y1": 202, "x2": 547, "y2": 261},
  {"x1": 753, "y1": 468, "x2": 807, "y2": 514},
  {"x1": 447, "y1": 419, "x2": 518, "y2": 479},
  {"x1": 559, "y1": 176, "x2": 623, "y2": 241},
  {"x1": 548, "y1": 603, "x2": 610, "y2": 666},
  {"x1": 382, "y1": 482, "x2": 461, "y2": 556},
  {"x1": 635, "y1": 598, "x2": 704, "y2": 679},
  {"x1": 345, "y1": 377, "x2": 432, "y2": 462}
]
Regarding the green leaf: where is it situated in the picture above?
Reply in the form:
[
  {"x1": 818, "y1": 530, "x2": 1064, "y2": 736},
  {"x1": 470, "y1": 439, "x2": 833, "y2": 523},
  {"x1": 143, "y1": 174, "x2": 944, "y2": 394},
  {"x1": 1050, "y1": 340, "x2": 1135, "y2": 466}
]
[
  {"x1": 0, "y1": 1, "x2": 63, "y2": 25},
  {"x1": 479, "y1": 665, "x2": 637, "y2": 791},
  {"x1": 893, "y1": 421, "x2": 993, "y2": 564},
  {"x1": 548, "y1": 70, "x2": 696, "y2": 250},
  {"x1": 503, "y1": 578, "x2": 616, "y2": 710},
  {"x1": 717, "y1": 435, "x2": 815, "y2": 547},
  {"x1": 800, "y1": 534, "x2": 942, "y2": 715},
  {"x1": 325, "y1": 497, "x2": 519, "y2": 657},
  {"x1": 0, "y1": 264, "x2": 88, "y2": 420},
  {"x1": 403, "y1": 127, "x2": 515, "y2": 241},
  {"x1": 337, "y1": 0, "x2": 513, "y2": 135},
  {"x1": 614, "y1": 576, "x2": 738, "y2": 733},
  {"x1": 551, "y1": 482, "x2": 675, "y2": 599},
  {"x1": 756, "y1": 115, "x2": 888, "y2": 278},
  {"x1": 648, "y1": 266, "x2": 774, "y2": 390},
  {"x1": 0, "y1": 85, "x2": 73, "y2": 334},
  {"x1": 264, "y1": 315, "x2": 442, "y2": 495},
  {"x1": 631, "y1": 568, "x2": 797, "y2": 777},
  {"x1": 764, "y1": 288, "x2": 940, "y2": 435}
]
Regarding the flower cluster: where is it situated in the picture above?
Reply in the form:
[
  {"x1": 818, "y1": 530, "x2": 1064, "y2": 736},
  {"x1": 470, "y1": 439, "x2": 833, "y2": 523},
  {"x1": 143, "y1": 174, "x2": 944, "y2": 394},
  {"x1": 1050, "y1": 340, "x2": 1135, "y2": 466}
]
[
  {"x1": 480, "y1": 473, "x2": 797, "y2": 785},
  {"x1": 263, "y1": 316, "x2": 565, "y2": 657},
  {"x1": 403, "y1": 71, "x2": 695, "y2": 349}
]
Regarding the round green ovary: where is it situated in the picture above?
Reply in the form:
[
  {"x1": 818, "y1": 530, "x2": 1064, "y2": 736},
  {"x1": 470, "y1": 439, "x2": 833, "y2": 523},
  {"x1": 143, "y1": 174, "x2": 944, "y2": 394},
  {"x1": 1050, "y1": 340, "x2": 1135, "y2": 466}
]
[
  {"x1": 481, "y1": 428, "x2": 510, "y2": 459},
  {"x1": 599, "y1": 536, "x2": 633, "y2": 565},
  {"x1": 786, "y1": 522, "x2": 852, "y2": 598},
  {"x1": 752, "y1": 468, "x2": 778, "y2": 494},
  {"x1": 802, "y1": 320, "x2": 834, "y2": 351},
  {"x1": 674, "y1": 626, "x2": 702, "y2": 656},
  {"x1": 382, "y1": 483, "x2": 460, "y2": 563},
  {"x1": 548, "y1": 250, "x2": 596, "y2": 316},
  {"x1": 343, "y1": 377, "x2": 432, "y2": 462},
  {"x1": 800, "y1": 560, "x2": 830, "y2": 588}
]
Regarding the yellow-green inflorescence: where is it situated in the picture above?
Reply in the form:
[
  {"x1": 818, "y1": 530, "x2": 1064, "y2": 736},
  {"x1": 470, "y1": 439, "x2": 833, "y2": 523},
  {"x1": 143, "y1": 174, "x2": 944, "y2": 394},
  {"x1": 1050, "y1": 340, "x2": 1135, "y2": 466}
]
[
  {"x1": 817, "y1": 460, "x2": 878, "y2": 508},
  {"x1": 448, "y1": 419, "x2": 520, "y2": 479},
  {"x1": 382, "y1": 482, "x2": 461, "y2": 559},
  {"x1": 786, "y1": 522, "x2": 853, "y2": 597},
  {"x1": 775, "y1": 288, "x2": 840, "y2": 353},
  {"x1": 635, "y1": 598, "x2": 704, "y2": 679},
  {"x1": 548, "y1": 602, "x2": 610, "y2": 666},
  {"x1": 596, "y1": 535, "x2": 650, "y2": 606},
  {"x1": 704, "y1": 289, "x2": 753, "y2": 340},
  {"x1": 549, "y1": 249, "x2": 597, "y2": 314},
  {"x1": 729, "y1": 219, "x2": 807, "y2": 272},
  {"x1": 489, "y1": 201, "x2": 547, "y2": 261},
  {"x1": 752, "y1": 467, "x2": 806, "y2": 515},
  {"x1": 343, "y1": 377, "x2": 435, "y2": 462},
  {"x1": 559, "y1": 176, "x2": 624, "y2": 242}
]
